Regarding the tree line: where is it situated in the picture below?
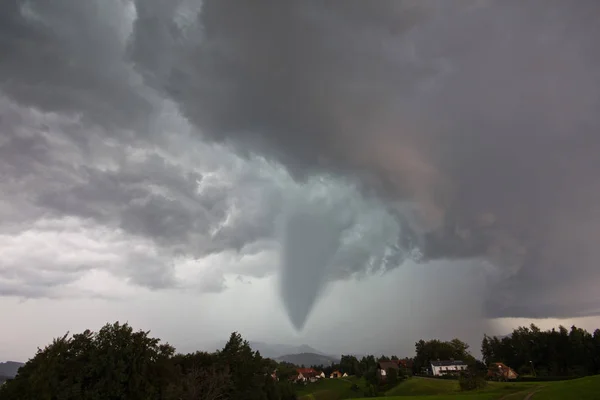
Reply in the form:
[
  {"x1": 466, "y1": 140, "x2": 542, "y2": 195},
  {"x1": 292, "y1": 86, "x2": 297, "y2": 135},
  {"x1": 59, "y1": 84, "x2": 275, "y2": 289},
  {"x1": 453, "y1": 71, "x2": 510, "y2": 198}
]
[
  {"x1": 482, "y1": 324, "x2": 600, "y2": 377},
  {"x1": 3, "y1": 321, "x2": 599, "y2": 399},
  {"x1": 0, "y1": 322, "x2": 296, "y2": 400}
]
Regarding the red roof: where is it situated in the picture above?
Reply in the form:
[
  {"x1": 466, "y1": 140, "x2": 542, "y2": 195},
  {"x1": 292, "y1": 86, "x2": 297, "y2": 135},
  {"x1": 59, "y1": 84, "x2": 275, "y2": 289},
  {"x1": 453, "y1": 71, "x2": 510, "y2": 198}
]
[
  {"x1": 398, "y1": 359, "x2": 413, "y2": 367},
  {"x1": 297, "y1": 368, "x2": 319, "y2": 378}
]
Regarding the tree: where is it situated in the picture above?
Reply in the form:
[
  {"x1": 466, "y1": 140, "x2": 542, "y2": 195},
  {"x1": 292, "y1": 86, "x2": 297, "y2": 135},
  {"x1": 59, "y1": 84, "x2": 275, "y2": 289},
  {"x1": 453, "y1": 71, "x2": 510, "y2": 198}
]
[
  {"x1": 0, "y1": 325, "x2": 298, "y2": 400},
  {"x1": 0, "y1": 322, "x2": 174, "y2": 400},
  {"x1": 218, "y1": 332, "x2": 273, "y2": 400},
  {"x1": 481, "y1": 324, "x2": 600, "y2": 377},
  {"x1": 363, "y1": 366, "x2": 378, "y2": 387},
  {"x1": 359, "y1": 355, "x2": 377, "y2": 376},
  {"x1": 458, "y1": 367, "x2": 487, "y2": 391},
  {"x1": 340, "y1": 355, "x2": 360, "y2": 376},
  {"x1": 165, "y1": 365, "x2": 229, "y2": 400},
  {"x1": 386, "y1": 368, "x2": 398, "y2": 386},
  {"x1": 275, "y1": 362, "x2": 297, "y2": 381},
  {"x1": 413, "y1": 338, "x2": 475, "y2": 374}
]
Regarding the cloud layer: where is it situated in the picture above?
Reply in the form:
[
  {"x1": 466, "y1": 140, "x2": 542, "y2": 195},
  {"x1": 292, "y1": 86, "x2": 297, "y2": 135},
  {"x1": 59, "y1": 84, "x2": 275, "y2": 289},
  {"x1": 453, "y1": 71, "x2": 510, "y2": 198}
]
[
  {"x1": 128, "y1": 0, "x2": 600, "y2": 319},
  {"x1": 1, "y1": 0, "x2": 600, "y2": 330}
]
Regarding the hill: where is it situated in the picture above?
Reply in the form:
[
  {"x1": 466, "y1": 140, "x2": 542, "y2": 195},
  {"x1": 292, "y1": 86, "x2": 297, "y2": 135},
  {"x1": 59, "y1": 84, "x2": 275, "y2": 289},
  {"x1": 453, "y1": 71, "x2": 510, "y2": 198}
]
[
  {"x1": 276, "y1": 352, "x2": 339, "y2": 367},
  {"x1": 297, "y1": 376, "x2": 367, "y2": 400},
  {"x1": 357, "y1": 375, "x2": 600, "y2": 400},
  {"x1": 211, "y1": 340, "x2": 325, "y2": 360},
  {"x1": 0, "y1": 362, "x2": 24, "y2": 378},
  {"x1": 385, "y1": 377, "x2": 461, "y2": 397},
  {"x1": 248, "y1": 342, "x2": 324, "y2": 359}
]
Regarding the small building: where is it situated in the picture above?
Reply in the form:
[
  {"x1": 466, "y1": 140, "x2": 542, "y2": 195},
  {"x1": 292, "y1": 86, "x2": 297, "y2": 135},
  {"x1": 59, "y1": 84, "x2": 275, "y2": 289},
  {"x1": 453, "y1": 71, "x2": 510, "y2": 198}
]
[
  {"x1": 377, "y1": 361, "x2": 400, "y2": 380},
  {"x1": 487, "y1": 362, "x2": 518, "y2": 380},
  {"x1": 330, "y1": 370, "x2": 342, "y2": 378},
  {"x1": 430, "y1": 360, "x2": 468, "y2": 376},
  {"x1": 295, "y1": 368, "x2": 320, "y2": 383}
]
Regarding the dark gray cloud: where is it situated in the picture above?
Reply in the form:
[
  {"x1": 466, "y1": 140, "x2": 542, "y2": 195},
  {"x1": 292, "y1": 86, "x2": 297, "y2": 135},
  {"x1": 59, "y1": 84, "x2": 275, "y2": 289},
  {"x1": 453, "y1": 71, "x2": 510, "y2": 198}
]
[
  {"x1": 0, "y1": 93, "x2": 286, "y2": 296},
  {"x1": 0, "y1": 0, "x2": 152, "y2": 130},
  {"x1": 1, "y1": 0, "x2": 599, "y2": 329},
  {"x1": 129, "y1": 0, "x2": 600, "y2": 319}
]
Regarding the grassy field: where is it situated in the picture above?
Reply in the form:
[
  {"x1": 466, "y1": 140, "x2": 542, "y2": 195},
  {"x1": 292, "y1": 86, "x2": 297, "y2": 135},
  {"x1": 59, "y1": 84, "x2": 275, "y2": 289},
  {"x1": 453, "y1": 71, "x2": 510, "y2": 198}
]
[
  {"x1": 299, "y1": 375, "x2": 600, "y2": 400},
  {"x1": 384, "y1": 377, "x2": 462, "y2": 396},
  {"x1": 297, "y1": 377, "x2": 368, "y2": 400},
  {"x1": 532, "y1": 375, "x2": 600, "y2": 400},
  {"x1": 381, "y1": 377, "x2": 541, "y2": 400}
]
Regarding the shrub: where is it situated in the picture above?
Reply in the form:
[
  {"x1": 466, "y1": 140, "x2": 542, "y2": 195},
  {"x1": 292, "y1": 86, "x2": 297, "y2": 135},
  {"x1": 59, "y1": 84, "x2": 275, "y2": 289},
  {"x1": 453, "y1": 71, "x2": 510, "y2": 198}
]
[{"x1": 459, "y1": 370, "x2": 488, "y2": 391}]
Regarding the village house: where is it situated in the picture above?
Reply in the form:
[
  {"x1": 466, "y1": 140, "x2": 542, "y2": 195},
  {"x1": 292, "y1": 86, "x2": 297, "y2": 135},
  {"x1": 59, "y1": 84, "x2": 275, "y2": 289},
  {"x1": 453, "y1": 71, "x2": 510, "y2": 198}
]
[
  {"x1": 294, "y1": 368, "x2": 320, "y2": 383},
  {"x1": 330, "y1": 370, "x2": 342, "y2": 378},
  {"x1": 377, "y1": 361, "x2": 399, "y2": 381},
  {"x1": 430, "y1": 360, "x2": 468, "y2": 376},
  {"x1": 270, "y1": 369, "x2": 278, "y2": 381},
  {"x1": 487, "y1": 362, "x2": 518, "y2": 380}
]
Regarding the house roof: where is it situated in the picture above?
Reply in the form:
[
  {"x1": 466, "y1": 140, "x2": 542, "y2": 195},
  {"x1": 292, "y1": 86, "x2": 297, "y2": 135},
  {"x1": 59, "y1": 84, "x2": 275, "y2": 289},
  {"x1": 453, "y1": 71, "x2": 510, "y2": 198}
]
[
  {"x1": 297, "y1": 368, "x2": 319, "y2": 378},
  {"x1": 488, "y1": 362, "x2": 518, "y2": 377},
  {"x1": 430, "y1": 360, "x2": 467, "y2": 367},
  {"x1": 378, "y1": 361, "x2": 399, "y2": 370}
]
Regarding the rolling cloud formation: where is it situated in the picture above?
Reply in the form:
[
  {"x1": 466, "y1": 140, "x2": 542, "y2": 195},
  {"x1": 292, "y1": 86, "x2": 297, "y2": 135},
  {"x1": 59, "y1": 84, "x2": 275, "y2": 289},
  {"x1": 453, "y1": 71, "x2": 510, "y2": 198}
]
[{"x1": 1, "y1": 0, "x2": 600, "y2": 328}]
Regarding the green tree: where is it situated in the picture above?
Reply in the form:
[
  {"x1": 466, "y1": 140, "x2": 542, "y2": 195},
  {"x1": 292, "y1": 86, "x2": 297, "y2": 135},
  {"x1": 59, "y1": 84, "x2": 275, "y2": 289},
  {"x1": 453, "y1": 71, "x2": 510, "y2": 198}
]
[
  {"x1": 386, "y1": 367, "x2": 398, "y2": 386},
  {"x1": 481, "y1": 324, "x2": 600, "y2": 377},
  {"x1": 218, "y1": 332, "x2": 271, "y2": 400},
  {"x1": 275, "y1": 361, "x2": 297, "y2": 382},
  {"x1": 340, "y1": 355, "x2": 360, "y2": 376},
  {"x1": 363, "y1": 366, "x2": 378, "y2": 387},
  {"x1": 0, "y1": 322, "x2": 174, "y2": 400},
  {"x1": 413, "y1": 338, "x2": 475, "y2": 374},
  {"x1": 458, "y1": 368, "x2": 487, "y2": 391}
]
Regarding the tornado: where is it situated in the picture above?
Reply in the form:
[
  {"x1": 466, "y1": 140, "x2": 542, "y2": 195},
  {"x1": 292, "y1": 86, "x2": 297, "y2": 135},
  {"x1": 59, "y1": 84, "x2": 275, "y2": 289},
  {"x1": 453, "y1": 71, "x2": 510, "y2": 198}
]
[{"x1": 279, "y1": 203, "x2": 345, "y2": 330}]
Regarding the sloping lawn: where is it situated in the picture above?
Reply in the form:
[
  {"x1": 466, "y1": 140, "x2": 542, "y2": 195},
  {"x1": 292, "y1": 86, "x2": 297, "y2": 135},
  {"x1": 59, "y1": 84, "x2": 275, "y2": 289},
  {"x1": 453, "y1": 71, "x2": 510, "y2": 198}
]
[
  {"x1": 385, "y1": 377, "x2": 460, "y2": 396},
  {"x1": 355, "y1": 374, "x2": 600, "y2": 400},
  {"x1": 385, "y1": 377, "x2": 540, "y2": 398},
  {"x1": 297, "y1": 377, "x2": 368, "y2": 400},
  {"x1": 533, "y1": 375, "x2": 600, "y2": 400}
]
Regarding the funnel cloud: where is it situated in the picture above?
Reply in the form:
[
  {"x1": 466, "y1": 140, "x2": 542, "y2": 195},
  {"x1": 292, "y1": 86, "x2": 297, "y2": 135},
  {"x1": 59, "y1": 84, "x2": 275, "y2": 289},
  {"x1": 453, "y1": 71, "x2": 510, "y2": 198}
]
[
  {"x1": 280, "y1": 205, "x2": 341, "y2": 330},
  {"x1": 1, "y1": 0, "x2": 600, "y2": 335},
  {"x1": 128, "y1": 0, "x2": 600, "y2": 325}
]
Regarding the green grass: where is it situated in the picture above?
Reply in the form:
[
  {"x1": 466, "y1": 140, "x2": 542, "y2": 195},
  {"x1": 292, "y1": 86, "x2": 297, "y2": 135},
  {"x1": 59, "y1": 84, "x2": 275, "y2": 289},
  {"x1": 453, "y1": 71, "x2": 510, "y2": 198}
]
[
  {"x1": 533, "y1": 375, "x2": 600, "y2": 400},
  {"x1": 353, "y1": 375, "x2": 600, "y2": 400},
  {"x1": 382, "y1": 377, "x2": 540, "y2": 399},
  {"x1": 385, "y1": 377, "x2": 461, "y2": 396},
  {"x1": 297, "y1": 377, "x2": 368, "y2": 400}
]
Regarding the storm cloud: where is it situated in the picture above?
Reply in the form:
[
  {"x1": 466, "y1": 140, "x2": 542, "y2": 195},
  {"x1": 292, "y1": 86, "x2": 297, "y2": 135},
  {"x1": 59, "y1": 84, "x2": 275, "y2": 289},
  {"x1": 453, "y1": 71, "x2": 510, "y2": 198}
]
[
  {"x1": 128, "y1": 0, "x2": 600, "y2": 321},
  {"x1": 1, "y1": 0, "x2": 600, "y2": 332}
]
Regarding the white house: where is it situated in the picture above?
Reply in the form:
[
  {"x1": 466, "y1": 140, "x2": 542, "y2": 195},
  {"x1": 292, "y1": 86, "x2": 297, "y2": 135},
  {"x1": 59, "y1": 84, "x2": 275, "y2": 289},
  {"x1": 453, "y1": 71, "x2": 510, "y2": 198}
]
[{"x1": 430, "y1": 360, "x2": 468, "y2": 376}]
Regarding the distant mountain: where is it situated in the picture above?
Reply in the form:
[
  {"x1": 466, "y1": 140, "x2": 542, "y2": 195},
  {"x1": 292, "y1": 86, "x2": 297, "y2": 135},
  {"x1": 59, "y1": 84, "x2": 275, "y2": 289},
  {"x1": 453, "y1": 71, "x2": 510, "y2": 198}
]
[
  {"x1": 212, "y1": 340, "x2": 325, "y2": 360},
  {"x1": 0, "y1": 361, "x2": 24, "y2": 378},
  {"x1": 248, "y1": 342, "x2": 324, "y2": 359},
  {"x1": 276, "y1": 352, "x2": 339, "y2": 367}
]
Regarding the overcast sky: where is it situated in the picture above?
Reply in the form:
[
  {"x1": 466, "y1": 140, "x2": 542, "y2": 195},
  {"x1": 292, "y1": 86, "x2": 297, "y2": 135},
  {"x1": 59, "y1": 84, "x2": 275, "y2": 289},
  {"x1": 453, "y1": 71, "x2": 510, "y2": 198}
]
[{"x1": 2, "y1": 0, "x2": 600, "y2": 362}]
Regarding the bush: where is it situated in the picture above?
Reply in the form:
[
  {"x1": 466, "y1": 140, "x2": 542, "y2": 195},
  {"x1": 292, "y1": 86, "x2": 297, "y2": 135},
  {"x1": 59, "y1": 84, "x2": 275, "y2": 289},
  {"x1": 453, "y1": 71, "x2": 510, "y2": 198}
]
[
  {"x1": 363, "y1": 383, "x2": 378, "y2": 397},
  {"x1": 459, "y1": 370, "x2": 488, "y2": 391}
]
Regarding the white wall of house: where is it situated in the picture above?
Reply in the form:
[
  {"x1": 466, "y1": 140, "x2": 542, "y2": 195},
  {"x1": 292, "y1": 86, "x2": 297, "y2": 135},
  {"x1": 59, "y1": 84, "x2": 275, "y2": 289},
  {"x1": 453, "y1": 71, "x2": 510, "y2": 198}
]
[{"x1": 431, "y1": 364, "x2": 467, "y2": 376}]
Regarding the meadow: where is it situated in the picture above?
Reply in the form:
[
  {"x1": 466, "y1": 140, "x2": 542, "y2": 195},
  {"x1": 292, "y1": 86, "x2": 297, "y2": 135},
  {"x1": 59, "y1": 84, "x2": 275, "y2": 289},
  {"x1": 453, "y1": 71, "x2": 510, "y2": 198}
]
[{"x1": 298, "y1": 375, "x2": 600, "y2": 400}]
